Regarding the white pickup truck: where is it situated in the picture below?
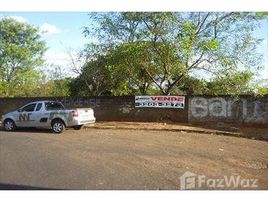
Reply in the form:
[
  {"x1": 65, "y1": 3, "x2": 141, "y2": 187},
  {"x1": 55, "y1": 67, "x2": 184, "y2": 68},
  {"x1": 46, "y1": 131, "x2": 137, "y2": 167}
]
[{"x1": 1, "y1": 101, "x2": 96, "y2": 133}]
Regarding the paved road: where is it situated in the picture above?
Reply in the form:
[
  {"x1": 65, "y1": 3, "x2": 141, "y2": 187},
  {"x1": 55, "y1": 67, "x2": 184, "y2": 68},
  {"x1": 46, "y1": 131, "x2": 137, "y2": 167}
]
[{"x1": 0, "y1": 128, "x2": 267, "y2": 189}]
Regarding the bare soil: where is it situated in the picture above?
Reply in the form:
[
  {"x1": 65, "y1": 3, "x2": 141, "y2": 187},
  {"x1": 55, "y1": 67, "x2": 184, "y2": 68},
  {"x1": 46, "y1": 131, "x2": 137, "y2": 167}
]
[{"x1": 88, "y1": 121, "x2": 268, "y2": 141}]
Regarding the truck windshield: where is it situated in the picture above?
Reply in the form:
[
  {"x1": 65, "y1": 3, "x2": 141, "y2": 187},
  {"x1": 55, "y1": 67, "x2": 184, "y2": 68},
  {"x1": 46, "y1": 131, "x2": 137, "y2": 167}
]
[{"x1": 45, "y1": 102, "x2": 64, "y2": 110}]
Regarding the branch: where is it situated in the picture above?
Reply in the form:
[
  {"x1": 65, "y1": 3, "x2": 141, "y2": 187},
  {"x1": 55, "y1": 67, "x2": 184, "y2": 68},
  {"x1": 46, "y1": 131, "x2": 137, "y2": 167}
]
[
  {"x1": 67, "y1": 50, "x2": 83, "y2": 75},
  {"x1": 141, "y1": 64, "x2": 164, "y2": 93},
  {"x1": 196, "y1": 66, "x2": 216, "y2": 74},
  {"x1": 144, "y1": 27, "x2": 169, "y2": 88},
  {"x1": 189, "y1": 51, "x2": 205, "y2": 69},
  {"x1": 218, "y1": 12, "x2": 235, "y2": 22},
  {"x1": 166, "y1": 73, "x2": 185, "y2": 94},
  {"x1": 166, "y1": 51, "x2": 206, "y2": 93},
  {"x1": 198, "y1": 12, "x2": 236, "y2": 36},
  {"x1": 195, "y1": 12, "x2": 212, "y2": 35}
]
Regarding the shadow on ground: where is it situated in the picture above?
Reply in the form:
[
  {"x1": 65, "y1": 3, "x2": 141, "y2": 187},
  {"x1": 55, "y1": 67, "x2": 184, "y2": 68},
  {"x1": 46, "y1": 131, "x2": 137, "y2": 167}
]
[
  {"x1": 0, "y1": 183, "x2": 59, "y2": 190},
  {"x1": 0, "y1": 127, "x2": 54, "y2": 134}
]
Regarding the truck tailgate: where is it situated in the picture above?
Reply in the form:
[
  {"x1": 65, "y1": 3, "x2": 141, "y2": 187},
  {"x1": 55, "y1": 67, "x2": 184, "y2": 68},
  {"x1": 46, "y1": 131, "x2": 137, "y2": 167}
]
[{"x1": 76, "y1": 108, "x2": 95, "y2": 123}]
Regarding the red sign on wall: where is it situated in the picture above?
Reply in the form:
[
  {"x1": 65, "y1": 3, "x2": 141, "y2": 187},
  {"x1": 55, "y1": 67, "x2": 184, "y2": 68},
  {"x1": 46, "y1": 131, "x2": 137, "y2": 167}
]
[{"x1": 135, "y1": 96, "x2": 185, "y2": 109}]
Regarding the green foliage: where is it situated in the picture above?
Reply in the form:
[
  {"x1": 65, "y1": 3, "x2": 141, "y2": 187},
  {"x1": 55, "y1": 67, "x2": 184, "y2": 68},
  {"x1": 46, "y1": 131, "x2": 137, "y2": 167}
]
[
  {"x1": 175, "y1": 76, "x2": 209, "y2": 95},
  {"x1": 257, "y1": 86, "x2": 268, "y2": 96},
  {"x1": 40, "y1": 65, "x2": 73, "y2": 97},
  {"x1": 78, "y1": 12, "x2": 264, "y2": 96},
  {"x1": 0, "y1": 18, "x2": 46, "y2": 97},
  {"x1": 69, "y1": 56, "x2": 114, "y2": 96},
  {"x1": 169, "y1": 72, "x2": 260, "y2": 96},
  {"x1": 206, "y1": 72, "x2": 255, "y2": 95},
  {"x1": 40, "y1": 78, "x2": 73, "y2": 97},
  {"x1": 254, "y1": 78, "x2": 268, "y2": 96},
  {"x1": 255, "y1": 12, "x2": 268, "y2": 19},
  {"x1": 0, "y1": 13, "x2": 265, "y2": 97}
]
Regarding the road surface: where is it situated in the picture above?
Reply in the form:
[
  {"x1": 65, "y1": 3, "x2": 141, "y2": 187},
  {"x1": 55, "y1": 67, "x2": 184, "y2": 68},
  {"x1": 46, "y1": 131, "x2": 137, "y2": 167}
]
[{"x1": 0, "y1": 128, "x2": 267, "y2": 189}]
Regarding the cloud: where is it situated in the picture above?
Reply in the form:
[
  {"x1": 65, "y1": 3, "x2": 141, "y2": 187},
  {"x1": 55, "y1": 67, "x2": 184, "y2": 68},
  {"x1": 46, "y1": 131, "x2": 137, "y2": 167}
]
[
  {"x1": 0, "y1": 15, "x2": 28, "y2": 23},
  {"x1": 44, "y1": 50, "x2": 80, "y2": 77},
  {"x1": 40, "y1": 23, "x2": 61, "y2": 34},
  {"x1": 44, "y1": 51, "x2": 69, "y2": 66}
]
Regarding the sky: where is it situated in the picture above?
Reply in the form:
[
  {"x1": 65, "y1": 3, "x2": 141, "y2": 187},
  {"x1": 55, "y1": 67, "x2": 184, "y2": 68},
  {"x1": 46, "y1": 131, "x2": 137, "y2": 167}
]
[
  {"x1": 0, "y1": 12, "x2": 91, "y2": 77},
  {"x1": 0, "y1": 12, "x2": 267, "y2": 80}
]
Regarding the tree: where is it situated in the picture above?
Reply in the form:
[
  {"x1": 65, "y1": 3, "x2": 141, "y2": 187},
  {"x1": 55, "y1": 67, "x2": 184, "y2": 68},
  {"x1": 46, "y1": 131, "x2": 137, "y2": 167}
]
[
  {"x1": 257, "y1": 86, "x2": 268, "y2": 96},
  {"x1": 0, "y1": 18, "x2": 46, "y2": 97},
  {"x1": 206, "y1": 72, "x2": 255, "y2": 95},
  {"x1": 105, "y1": 42, "x2": 155, "y2": 95},
  {"x1": 74, "y1": 42, "x2": 156, "y2": 96},
  {"x1": 175, "y1": 76, "x2": 208, "y2": 95},
  {"x1": 69, "y1": 56, "x2": 114, "y2": 96},
  {"x1": 82, "y1": 12, "x2": 266, "y2": 95},
  {"x1": 253, "y1": 78, "x2": 268, "y2": 96},
  {"x1": 42, "y1": 65, "x2": 73, "y2": 97}
]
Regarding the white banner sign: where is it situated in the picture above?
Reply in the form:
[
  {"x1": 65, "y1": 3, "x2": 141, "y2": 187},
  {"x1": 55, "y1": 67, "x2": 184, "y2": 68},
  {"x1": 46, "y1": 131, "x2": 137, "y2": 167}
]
[{"x1": 135, "y1": 96, "x2": 185, "y2": 109}]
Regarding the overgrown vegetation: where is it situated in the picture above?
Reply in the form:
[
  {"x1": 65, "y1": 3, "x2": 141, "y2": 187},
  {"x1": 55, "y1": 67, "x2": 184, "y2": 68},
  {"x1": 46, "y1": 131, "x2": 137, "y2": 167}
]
[
  {"x1": 0, "y1": 18, "x2": 72, "y2": 97},
  {"x1": 74, "y1": 12, "x2": 268, "y2": 96},
  {"x1": 1, "y1": 13, "x2": 267, "y2": 97}
]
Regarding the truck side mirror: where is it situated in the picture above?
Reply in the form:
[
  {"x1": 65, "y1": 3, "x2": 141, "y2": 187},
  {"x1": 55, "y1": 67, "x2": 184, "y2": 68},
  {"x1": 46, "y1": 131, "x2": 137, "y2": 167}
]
[{"x1": 17, "y1": 108, "x2": 22, "y2": 112}]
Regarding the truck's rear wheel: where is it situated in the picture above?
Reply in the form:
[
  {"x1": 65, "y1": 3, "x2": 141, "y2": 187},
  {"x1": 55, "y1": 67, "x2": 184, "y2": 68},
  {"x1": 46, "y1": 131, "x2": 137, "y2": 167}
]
[
  {"x1": 4, "y1": 119, "x2": 16, "y2": 131},
  {"x1": 52, "y1": 120, "x2": 65, "y2": 133}
]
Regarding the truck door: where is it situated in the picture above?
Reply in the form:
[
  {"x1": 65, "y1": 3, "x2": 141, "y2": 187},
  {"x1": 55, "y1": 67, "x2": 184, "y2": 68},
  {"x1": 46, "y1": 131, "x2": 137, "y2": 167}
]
[
  {"x1": 30, "y1": 102, "x2": 49, "y2": 127},
  {"x1": 16, "y1": 103, "x2": 37, "y2": 127}
]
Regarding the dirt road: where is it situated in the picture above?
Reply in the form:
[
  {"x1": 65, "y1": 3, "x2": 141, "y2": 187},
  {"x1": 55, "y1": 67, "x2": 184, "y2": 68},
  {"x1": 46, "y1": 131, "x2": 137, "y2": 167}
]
[{"x1": 0, "y1": 128, "x2": 267, "y2": 189}]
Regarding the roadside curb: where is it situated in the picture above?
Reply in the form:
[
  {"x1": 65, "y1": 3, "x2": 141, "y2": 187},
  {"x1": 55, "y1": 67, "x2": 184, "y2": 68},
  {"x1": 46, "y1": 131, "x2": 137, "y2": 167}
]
[{"x1": 84, "y1": 125, "x2": 268, "y2": 141}]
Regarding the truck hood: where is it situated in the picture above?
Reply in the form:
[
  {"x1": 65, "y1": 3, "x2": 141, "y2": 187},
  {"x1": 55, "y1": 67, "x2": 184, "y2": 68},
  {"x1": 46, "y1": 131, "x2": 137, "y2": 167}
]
[{"x1": 2, "y1": 110, "x2": 17, "y2": 118}]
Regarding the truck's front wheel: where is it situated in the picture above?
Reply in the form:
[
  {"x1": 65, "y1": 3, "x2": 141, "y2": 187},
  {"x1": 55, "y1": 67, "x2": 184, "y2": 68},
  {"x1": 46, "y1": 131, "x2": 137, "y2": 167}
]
[
  {"x1": 52, "y1": 120, "x2": 65, "y2": 133},
  {"x1": 4, "y1": 119, "x2": 16, "y2": 131}
]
